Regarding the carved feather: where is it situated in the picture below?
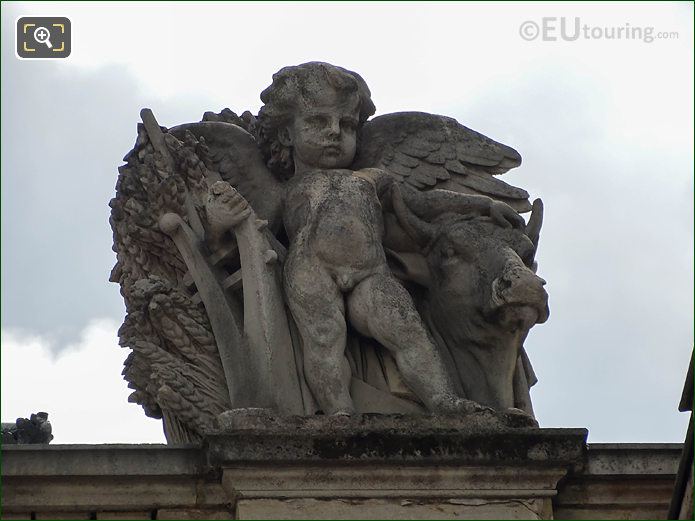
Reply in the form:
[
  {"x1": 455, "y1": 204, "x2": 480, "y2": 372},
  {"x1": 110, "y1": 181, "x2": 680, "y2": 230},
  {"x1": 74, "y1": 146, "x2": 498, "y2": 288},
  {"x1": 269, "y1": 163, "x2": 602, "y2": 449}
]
[{"x1": 354, "y1": 111, "x2": 531, "y2": 212}]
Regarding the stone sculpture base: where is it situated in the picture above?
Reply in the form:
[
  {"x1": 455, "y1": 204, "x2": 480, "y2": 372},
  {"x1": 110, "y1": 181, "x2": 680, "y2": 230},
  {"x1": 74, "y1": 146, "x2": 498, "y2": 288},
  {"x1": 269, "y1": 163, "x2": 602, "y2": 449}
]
[
  {"x1": 4, "y1": 414, "x2": 683, "y2": 519},
  {"x1": 207, "y1": 410, "x2": 588, "y2": 520}
]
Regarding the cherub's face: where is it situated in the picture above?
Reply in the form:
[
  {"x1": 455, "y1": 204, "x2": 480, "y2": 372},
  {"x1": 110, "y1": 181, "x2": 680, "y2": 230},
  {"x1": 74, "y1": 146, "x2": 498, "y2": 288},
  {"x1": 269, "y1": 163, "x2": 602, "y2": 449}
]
[{"x1": 281, "y1": 88, "x2": 360, "y2": 173}]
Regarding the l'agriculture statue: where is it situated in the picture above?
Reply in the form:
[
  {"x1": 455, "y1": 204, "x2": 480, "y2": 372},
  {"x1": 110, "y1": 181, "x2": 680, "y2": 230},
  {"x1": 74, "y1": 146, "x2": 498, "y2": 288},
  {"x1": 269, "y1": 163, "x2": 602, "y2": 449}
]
[{"x1": 110, "y1": 62, "x2": 548, "y2": 443}]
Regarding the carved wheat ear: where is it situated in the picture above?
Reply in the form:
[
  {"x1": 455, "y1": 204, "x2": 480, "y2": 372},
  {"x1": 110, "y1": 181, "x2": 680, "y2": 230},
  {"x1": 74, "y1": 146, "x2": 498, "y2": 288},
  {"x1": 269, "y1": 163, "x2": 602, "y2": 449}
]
[{"x1": 390, "y1": 183, "x2": 437, "y2": 251}]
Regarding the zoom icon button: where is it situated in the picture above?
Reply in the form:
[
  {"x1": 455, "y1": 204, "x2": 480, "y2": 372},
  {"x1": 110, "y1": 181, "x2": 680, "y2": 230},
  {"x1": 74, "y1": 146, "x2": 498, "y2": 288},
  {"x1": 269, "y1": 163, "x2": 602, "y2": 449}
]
[{"x1": 17, "y1": 17, "x2": 71, "y2": 59}]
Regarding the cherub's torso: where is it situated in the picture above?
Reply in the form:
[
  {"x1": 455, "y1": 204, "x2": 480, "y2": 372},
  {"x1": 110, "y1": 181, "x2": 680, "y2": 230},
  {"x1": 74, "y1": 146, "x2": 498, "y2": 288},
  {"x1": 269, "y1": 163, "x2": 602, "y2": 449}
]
[{"x1": 283, "y1": 169, "x2": 386, "y2": 289}]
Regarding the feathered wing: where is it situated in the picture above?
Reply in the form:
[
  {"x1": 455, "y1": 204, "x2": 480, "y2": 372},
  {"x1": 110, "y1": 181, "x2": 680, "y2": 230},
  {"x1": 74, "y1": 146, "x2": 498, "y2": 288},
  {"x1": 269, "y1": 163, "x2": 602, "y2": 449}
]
[{"x1": 353, "y1": 111, "x2": 531, "y2": 212}]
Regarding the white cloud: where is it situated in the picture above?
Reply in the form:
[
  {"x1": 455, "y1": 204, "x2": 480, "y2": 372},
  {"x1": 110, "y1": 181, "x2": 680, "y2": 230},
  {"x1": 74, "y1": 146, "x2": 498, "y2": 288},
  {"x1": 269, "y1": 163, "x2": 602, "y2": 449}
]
[
  {"x1": 9, "y1": 2, "x2": 693, "y2": 116},
  {"x1": 1, "y1": 320, "x2": 165, "y2": 444}
]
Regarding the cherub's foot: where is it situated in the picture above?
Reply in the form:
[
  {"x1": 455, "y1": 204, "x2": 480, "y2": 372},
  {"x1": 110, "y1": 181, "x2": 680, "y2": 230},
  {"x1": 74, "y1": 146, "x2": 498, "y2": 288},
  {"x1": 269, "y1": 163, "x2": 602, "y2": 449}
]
[
  {"x1": 205, "y1": 181, "x2": 252, "y2": 245},
  {"x1": 503, "y1": 407, "x2": 539, "y2": 427},
  {"x1": 432, "y1": 395, "x2": 492, "y2": 415},
  {"x1": 317, "y1": 404, "x2": 355, "y2": 416}
]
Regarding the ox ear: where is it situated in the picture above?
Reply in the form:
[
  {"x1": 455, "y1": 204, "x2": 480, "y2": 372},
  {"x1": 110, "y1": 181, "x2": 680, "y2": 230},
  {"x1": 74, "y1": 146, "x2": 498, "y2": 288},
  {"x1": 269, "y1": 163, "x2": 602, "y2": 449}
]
[
  {"x1": 386, "y1": 249, "x2": 432, "y2": 288},
  {"x1": 525, "y1": 199, "x2": 544, "y2": 267}
]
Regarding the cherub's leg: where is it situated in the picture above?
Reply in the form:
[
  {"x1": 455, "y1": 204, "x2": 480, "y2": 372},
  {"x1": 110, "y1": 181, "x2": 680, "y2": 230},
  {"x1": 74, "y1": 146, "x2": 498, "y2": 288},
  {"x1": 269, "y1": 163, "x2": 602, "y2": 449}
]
[
  {"x1": 284, "y1": 261, "x2": 353, "y2": 415},
  {"x1": 347, "y1": 273, "x2": 480, "y2": 414}
]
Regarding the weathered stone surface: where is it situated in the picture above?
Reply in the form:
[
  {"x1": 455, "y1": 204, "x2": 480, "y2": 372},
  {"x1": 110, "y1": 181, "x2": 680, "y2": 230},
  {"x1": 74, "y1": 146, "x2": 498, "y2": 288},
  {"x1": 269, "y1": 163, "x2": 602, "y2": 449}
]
[
  {"x1": 554, "y1": 443, "x2": 681, "y2": 520},
  {"x1": 236, "y1": 498, "x2": 548, "y2": 520},
  {"x1": 96, "y1": 511, "x2": 152, "y2": 520},
  {"x1": 156, "y1": 509, "x2": 232, "y2": 520},
  {"x1": 555, "y1": 506, "x2": 671, "y2": 520},
  {"x1": 2, "y1": 444, "x2": 203, "y2": 476},
  {"x1": 1, "y1": 412, "x2": 53, "y2": 444},
  {"x1": 208, "y1": 412, "x2": 582, "y2": 466},
  {"x1": 1, "y1": 440, "x2": 680, "y2": 520},
  {"x1": 4, "y1": 476, "x2": 198, "y2": 511},
  {"x1": 2, "y1": 444, "x2": 213, "y2": 512},
  {"x1": 111, "y1": 62, "x2": 548, "y2": 441},
  {"x1": 208, "y1": 415, "x2": 584, "y2": 520},
  {"x1": 676, "y1": 464, "x2": 693, "y2": 520},
  {"x1": 583, "y1": 443, "x2": 682, "y2": 475},
  {"x1": 221, "y1": 463, "x2": 571, "y2": 512},
  {"x1": 35, "y1": 513, "x2": 91, "y2": 520},
  {"x1": 669, "y1": 352, "x2": 693, "y2": 520}
]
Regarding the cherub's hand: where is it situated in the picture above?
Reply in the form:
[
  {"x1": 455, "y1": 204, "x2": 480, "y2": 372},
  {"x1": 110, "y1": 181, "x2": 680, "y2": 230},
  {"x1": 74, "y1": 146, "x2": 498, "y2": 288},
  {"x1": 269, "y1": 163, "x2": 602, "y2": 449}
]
[
  {"x1": 206, "y1": 181, "x2": 252, "y2": 233},
  {"x1": 489, "y1": 200, "x2": 525, "y2": 229}
]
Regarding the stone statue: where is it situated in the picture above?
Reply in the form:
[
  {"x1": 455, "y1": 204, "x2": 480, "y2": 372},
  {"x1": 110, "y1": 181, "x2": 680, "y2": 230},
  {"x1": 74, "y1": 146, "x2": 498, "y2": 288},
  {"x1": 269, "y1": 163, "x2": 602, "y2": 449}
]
[
  {"x1": 2, "y1": 412, "x2": 53, "y2": 444},
  {"x1": 110, "y1": 62, "x2": 549, "y2": 443}
]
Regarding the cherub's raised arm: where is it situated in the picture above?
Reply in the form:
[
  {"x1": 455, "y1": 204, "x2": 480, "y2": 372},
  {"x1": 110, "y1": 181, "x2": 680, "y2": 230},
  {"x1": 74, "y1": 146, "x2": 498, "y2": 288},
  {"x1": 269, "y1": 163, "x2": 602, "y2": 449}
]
[
  {"x1": 354, "y1": 167, "x2": 523, "y2": 229},
  {"x1": 398, "y1": 183, "x2": 487, "y2": 216},
  {"x1": 394, "y1": 183, "x2": 525, "y2": 230},
  {"x1": 353, "y1": 168, "x2": 396, "y2": 198}
]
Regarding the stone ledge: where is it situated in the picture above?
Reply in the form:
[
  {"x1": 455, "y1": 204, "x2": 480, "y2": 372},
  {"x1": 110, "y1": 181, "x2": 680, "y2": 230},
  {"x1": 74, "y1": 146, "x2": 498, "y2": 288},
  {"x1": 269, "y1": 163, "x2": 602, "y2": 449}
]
[
  {"x1": 235, "y1": 498, "x2": 551, "y2": 520},
  {"x1": 554, "y1": 443, "x2": 680, "y2": 520},
  {"x1": 4, "y1": 421, "x2": 679, "y2": 519},
  {"x1": 220, "y1": 464, "x2": 572, "y2": 500},
  {"x1": 584, "y1": 443, "x2": 682, "y2": 476},
  {"x1": 2, "y1": 443, "x2": 203, "y2": 477},
  {"x1": 206, "y1": 411, "x2": 588, "y2": 469},
  {"x1": 1, "y1": 417, "x2": 587, "y2": 518}
]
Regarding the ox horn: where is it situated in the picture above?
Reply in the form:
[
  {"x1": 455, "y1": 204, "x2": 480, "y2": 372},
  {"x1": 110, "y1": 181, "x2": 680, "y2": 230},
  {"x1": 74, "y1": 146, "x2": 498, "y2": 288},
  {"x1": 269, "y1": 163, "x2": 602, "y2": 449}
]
[
  {"x1": 526, "y1": 199, "x2": 544, "y2": 250},
  {"x1": 525, "y1": 199, "x2": 544, "y2": 269},
  {"x1": 391, "y1": 183, "x2": 437, "y2": 249}
]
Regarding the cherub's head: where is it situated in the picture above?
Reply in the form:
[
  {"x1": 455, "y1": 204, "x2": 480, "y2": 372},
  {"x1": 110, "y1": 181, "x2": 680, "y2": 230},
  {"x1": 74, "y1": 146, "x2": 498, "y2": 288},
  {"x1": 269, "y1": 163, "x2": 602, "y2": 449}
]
[{"x1": 257, "y1": 62, "x2": 376, "y2": 178}]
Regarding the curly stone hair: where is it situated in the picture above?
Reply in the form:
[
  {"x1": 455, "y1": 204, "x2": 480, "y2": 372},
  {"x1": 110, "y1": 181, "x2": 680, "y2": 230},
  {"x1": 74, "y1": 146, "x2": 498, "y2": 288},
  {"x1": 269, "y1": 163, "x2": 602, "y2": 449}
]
[{"x1": 256, "y1": 62, "x2": 376, "y2": 179}]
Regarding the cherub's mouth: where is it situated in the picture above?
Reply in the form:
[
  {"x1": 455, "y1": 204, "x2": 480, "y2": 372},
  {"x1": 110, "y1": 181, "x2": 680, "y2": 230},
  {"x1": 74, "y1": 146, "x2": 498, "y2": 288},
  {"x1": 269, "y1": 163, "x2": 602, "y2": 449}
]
[{"x1": 324, "y1": 146, "x2": 342, "y2": 155}]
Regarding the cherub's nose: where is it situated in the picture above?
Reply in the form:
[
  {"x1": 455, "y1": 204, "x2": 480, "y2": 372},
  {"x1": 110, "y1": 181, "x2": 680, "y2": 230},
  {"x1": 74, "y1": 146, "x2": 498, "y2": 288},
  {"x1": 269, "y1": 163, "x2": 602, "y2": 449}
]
[{"x1": 327, "y1": 118, "x2": 341, "y2": 136}]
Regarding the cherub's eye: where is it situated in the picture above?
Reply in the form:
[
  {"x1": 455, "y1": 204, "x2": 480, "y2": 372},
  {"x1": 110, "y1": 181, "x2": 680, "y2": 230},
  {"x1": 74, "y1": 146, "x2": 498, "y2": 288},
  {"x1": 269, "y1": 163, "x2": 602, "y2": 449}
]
[
  {"x1": 306, "y1": 115, "x2": 328, "y2": 126},
  {"x1": 341, "y1": 119, "x2": 358, "y2": 131},
  {"x1": 443, "y1": 247, "x2": 456, "y2": 258}
]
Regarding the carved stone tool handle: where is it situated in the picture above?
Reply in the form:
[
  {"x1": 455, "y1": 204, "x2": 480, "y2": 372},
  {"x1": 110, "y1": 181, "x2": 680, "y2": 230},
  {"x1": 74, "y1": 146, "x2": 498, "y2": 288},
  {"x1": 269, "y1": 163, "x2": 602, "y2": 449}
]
[
  {"x1": 140, "y1": 108, "x2": 175, "y2": 172},
  {"x1": 140, "y1": 108, "x2": 205, "y2": 238}
]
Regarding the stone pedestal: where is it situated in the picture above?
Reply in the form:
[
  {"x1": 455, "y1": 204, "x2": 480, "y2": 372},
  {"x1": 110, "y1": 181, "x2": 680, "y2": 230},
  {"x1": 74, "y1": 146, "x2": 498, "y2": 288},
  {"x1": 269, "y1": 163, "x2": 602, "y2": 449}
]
[
  {"x1": 4, "y1": 422, "x2": 682, "y2": 519},
  {"x1": 206, "y1": 410, "x2": 588, "y2": 519}
]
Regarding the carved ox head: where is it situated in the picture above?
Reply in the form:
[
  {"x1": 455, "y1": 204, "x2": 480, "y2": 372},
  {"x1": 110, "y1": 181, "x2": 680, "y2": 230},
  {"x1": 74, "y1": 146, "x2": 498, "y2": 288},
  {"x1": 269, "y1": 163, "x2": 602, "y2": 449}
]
[{"x1": 388, "y1": 196, "x2": 549, "y2": 410}]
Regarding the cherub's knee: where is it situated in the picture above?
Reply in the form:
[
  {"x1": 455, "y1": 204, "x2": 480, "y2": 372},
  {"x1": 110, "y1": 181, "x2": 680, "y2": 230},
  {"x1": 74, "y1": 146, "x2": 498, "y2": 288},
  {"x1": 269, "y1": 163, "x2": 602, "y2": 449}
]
[{"x1": 310, "y1": 317, "x2": 347, "y2": 348}]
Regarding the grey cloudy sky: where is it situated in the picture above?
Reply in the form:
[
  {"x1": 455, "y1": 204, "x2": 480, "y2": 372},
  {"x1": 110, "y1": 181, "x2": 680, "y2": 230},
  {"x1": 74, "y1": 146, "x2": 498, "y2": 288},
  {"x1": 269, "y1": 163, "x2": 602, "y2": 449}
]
[{"x1": 1, "y1": 2, "x2": 693, "y2": 443}]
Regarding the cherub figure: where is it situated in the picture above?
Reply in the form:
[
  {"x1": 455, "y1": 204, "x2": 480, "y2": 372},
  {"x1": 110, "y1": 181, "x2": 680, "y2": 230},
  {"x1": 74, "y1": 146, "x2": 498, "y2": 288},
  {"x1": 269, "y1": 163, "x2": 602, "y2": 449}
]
[{"x1": 209, "y1": 63, "x2": 524, "y2": 415}]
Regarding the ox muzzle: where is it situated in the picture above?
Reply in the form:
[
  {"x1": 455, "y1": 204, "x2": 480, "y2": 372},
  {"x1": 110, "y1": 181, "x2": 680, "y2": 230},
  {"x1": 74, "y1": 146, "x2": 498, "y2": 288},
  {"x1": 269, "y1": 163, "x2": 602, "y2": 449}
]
[{"x1": 489, "y1": 263, "x2": 549, "y2": 332}]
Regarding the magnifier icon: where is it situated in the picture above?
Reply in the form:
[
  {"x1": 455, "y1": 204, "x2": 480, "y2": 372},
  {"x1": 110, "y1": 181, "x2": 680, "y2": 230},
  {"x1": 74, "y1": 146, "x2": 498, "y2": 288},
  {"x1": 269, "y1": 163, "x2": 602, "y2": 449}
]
[{"x1": 33, "y1": 26, "x2": 53, "y2": 49}]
